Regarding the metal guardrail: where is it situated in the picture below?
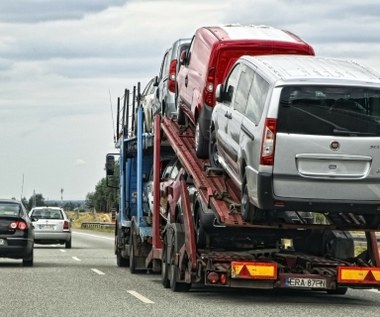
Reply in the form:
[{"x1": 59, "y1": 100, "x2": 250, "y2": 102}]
[{"x1": 80, "y1": 222, "x2": 115, "y2": 230}]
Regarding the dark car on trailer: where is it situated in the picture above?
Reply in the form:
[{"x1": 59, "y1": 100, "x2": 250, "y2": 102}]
[{"x1": 0, "y1": 199, "x2": 34, "y2": 266}]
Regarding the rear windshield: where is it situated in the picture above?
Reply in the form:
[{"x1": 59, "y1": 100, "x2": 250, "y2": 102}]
[
  {"x1": 277, "y1": 86, "x2": 380, "y2": 136},
  {"x1": 31, "y1": 208, "x2": 63, "y2": 220},
  {"x1": 0, "y1": 203, "x2": 21, "y2": 218}
]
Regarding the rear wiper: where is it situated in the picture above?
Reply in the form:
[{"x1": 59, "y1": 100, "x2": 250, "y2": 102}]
[{"x1": 332, "y1": 128, "x2": 376, "y2": 136}]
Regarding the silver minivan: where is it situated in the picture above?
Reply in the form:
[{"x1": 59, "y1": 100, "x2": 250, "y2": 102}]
[
  {"x1": 154, "y1": 38, "x2": 191, "y2": 117},
  {"x1": 210, "y1": 55, "x2": 380, "y2": 227}
]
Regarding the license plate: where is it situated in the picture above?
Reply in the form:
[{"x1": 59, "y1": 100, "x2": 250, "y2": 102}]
[
  {"x1": 285, "y1": 277, "x2": 326, "y2": 289},
  {"x1": 39, "y1": 225, "x2": 55, "y2": 230},
  {"x1": 0, "y1": 239, "x2": 4, "y2": 245}
]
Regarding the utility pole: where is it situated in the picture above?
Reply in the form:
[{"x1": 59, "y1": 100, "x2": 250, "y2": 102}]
[{"x1": 61, "y1": 188, "x2": 64, "y2": 207}]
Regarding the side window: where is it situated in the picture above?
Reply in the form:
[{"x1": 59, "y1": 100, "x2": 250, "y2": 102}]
[
  {"x1": 224, "y1": 63, "x2": 241, "y2": 105},
  {"x1": 234, "y1": 66, "x2": 253, "y2": 114},
  {"x1": 186, "y1": 36, "x2": 196, "y2": 65},
  {"x1": 159, "y1": 51, "x2": 169, "y2": 80},
  {"x1": 245, "y1": 72, "x2": 269, "y2": 124}
]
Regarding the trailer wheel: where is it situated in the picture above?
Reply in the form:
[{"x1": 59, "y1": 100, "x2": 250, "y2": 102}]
[
  {"x1": 115, "y1": 235, "x2": 129, "y2": 267},
  {"x1": 327, "y1": 287, "x2": 348, "y2": 295},
  {"x1": 129, "y1": 234, "x2": 137, "y2": 274},
  {"x1": 161, "y1": 232, "x2": 170, "y2": 288},
  {"x1": 194, "y1": 205, "x2": 207, "y2": 249},
  {"x1": 169, "y1": 224, "x2": 191, "y2": 292}
]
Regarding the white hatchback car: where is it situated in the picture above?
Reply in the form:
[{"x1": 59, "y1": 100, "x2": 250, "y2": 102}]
[{"x1": 29, "y1": 207, "x2": 72, "y2": 248}]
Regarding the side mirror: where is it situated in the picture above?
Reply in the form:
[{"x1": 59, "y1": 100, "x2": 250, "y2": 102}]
[
  {"x1": 105, "y1": 155, "x2": 115, "y2": 176},
  {"x1": 153, "y1": 76, "x2": 159, "y2": 87},
  {"x1": 215, "y1": 84, "x2": 224, "y2": 102}
]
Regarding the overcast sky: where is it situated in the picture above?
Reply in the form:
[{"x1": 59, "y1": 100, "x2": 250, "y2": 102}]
[{"x1": 1, "y1": 0, "x2": 380, "y2": 201}]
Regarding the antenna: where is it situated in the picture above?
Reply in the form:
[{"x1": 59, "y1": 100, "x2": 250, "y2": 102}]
[
  {"x1": 20, "y1": 173, "x2": 24, "y2": 200},
  {"x1": 109, "y1": 88, "x2": 116, "y2": 142}
]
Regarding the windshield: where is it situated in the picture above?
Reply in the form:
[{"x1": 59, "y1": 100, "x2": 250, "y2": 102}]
[
  {"x1": 277, "y1": 86, "x2": 380, "y2": 136},
  {"x1": 0, "y1": 203, "x2": 21, "y2": 218},
  {"x1": 31, "y1": 208, "x2": 63, "y2": 220}
]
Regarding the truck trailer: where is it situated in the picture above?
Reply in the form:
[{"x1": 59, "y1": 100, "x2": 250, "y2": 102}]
[{"x1": 107, "y1": 83, "x2": 380, "y2": 294}]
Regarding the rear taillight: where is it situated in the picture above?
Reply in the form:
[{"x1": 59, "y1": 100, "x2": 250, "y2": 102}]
[
  {"x1": 63, "y1": 220, "x2": 70, "y2": 230},
  {"x1": 260, "y1": 118, "x2": 277, "y2": 166},
  {"x1": 9, "y1": 221, "x2": 28, "y2": 231},
  {"x1": 204, "y1": 67, "x2": 216, "y2": 106},
  {"x1": 168, "y1": 59, "x2": 177, "y2": 93}
]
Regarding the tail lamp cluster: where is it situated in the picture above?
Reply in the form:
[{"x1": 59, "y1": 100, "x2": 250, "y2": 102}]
[
  {"x1": 9, "y1": 220, "x2": 28, "y2": 231},
  {"x1": 168, "y1": 60, "x2": 177, "y2": 93},
  {"x1": 63, "y1": 220, "x2": 70, "y2": 230},
  {"x1": 204, "y1": 67, "x2": 216, "y2": 106},
  {"x1": 207, "y1": 271, "x2": 228, "y2": 286},
  {"x1": 260, "y1": 118, "x2": 277, "y2": 166}
]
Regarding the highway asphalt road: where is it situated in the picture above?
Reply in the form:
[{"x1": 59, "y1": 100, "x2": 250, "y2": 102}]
[{"x1": 1, "y1": 229, "x2": 380, "y2": 317}]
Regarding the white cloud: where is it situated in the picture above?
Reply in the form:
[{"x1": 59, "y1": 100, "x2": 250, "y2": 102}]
[{"x1": 1, "y1": 0, "x2": 380, "y2": 200}]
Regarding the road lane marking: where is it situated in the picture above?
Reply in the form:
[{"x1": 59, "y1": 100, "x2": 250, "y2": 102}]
[
  {"x1": 73, "y1": 231, "x2": 114, "y2": 241},
  {"x1": 72, "y1": 256, "x2": 81, "y2": 261},
  {"x1": 127, "y1": 291, "x2": 154, "y2": 304},
  {"x1": 60, "y1": 249, "x2": 66, "y2": 253},
  {"x1": 91, "y1": 268, "x2": 105, "y2": 275}
]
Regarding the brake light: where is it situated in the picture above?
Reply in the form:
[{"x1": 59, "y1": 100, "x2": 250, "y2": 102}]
[
  {"x1": 63, "y1": 220, "x2": 70, "y2": 230},
  {"x1": 168, "y1": 60, "x2": 177, "y2": 93},
  {"x1": 204, "y1": 67, "x2": 216, "y2": 106},
  {"x1": 9, "y1": 221, "x2": 28, "y2": 231},
  {"x1": 260, "y1": 118, "x2": 277, "y2": 166}
]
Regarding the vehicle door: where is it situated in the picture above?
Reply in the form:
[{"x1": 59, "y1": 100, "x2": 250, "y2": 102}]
[
  {"x1": 241, "y1": 71, "x2": 270, "y2": 201},
  {"x1": 156, "y1": 49, "x2": 171, "y2": 112},
  {"x1": 214, "y1": 63, "x2": 242, "y2": 172},
  {"x1": 226, "y1": 64, "x2": 254, "y2": 178},
  {"x1": 177, "y1": 36, "x2": 194, "y2": 110}
]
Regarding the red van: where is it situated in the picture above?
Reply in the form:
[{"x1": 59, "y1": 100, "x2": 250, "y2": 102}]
[{"x1": 176, "y1": 24, "x2": 315, "y2": 158}]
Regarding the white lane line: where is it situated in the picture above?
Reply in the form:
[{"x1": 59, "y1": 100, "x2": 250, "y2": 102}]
[
  {"x1": 72, "y1": 256, "x2": 81, "y2": 262},
  {"x1": 127, "y1": 290, "x2": 154, "y2": 304},
  {"x1": 91, "y1": 268, "x2": 105, "y2": 275},
  {"x1": 73, "y1": 231, "x2": 114, "y2": 241},
  {"x1": 60, "y1": 249, "x2": 66, "y2": 253}
]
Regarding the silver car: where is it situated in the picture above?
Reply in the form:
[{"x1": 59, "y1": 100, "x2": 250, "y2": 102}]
[
  {"x1": 29, "y1": 207, "x2": 72, "y2": 248},
  {"x1": 210, "y1": 55, "x2": 380, "y2": 227},
  {"x1": 155, "y1": 38, "x2": 191, "y2": 117}
]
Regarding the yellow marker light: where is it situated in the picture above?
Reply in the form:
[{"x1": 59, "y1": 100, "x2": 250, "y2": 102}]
[
  {"x1": 231, "y1": 262, "x2": 277, "y2": 280},
  {"x1": 338, "y1": 267, "x2": 380, "y2": 284}
]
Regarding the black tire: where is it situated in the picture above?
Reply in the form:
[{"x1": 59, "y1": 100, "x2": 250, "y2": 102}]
[
  {"x1": 327, "y1": 287, "x2": 348, "y2": 295},
  {"x1": 23, "y1": 248, "x2": 34, "y2": 267},
  {"x1": 241, "y1": 174, "x2": 264, "y2": 223},
  {"x1": 129, "y1": 234, "x2": 137, "y2": 274},
  {"x1": 169, "y1": 224, "x2": 191, "y2": 292},
  {"x1": 161, "y1": 232, "x2": 170, "y2": 288},
  {"x1": 65, "y1": 237, "x2": 72, "y2": 249},
  {"x1": 177, "y1": 96, "x2": 186, "y2": 125},
  {"x1": 195, "y1": 121, "x2": 209, "y2": 158},
  {"x1": 209, "y1": 129, "x2": 221, "y2": 168},
  {"x1": 194, "y1": 206, "x2": 207, "y2": 249}
]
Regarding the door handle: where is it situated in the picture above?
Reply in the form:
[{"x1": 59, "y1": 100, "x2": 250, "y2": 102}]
[
  {"x1": 224, "y1": 112, "x2": 232, "y2": 119},
  {"x1": 185, "y1": 76, "x2": 188, "y2": 87}
]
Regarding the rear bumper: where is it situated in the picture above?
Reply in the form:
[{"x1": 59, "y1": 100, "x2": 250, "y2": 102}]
[
  {"x1": 34, "y1": 231, "x2": 71, "y2": 243},
  {"x1": 256, "y1": 172, "x2": 380, "y2": 214},
  {"x1": 0, "y1": 237, "x2": 34, "y2": 259}
]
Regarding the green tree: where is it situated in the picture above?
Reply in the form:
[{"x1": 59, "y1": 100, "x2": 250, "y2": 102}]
[
  {"x1": 86, "y1": 161, "x2": 119, "y2": 212},
  {"x1": 28, "y1": 193, "x2": 46, "y2": 209}
]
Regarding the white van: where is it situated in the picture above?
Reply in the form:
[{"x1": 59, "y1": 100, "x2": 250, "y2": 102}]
[{"x1": 210, "y1": 55, "x2": 380, "y2": 227}]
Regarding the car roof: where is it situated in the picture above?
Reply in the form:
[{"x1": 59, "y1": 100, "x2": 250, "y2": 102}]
[
  {"x1": 0, "y1": 199, "x2": 22, "y2": 204},
  {"x1": 31, "y1": 206, "x2": 63, "y2": 210},
  {"x1": 242, "y1": 55, "x2": 380, "y2": 86},
  {"x1": 202, "y1": 24, "x2": 304, "y2": 43}
]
